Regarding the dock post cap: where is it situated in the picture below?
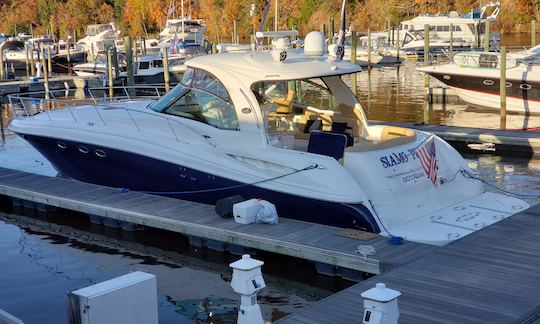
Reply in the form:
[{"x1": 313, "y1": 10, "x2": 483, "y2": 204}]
[
  {"x1": 361, "y1": 283, "x2": 401, "y2": 302},
  {"x1": 229, "y1": 254, "x2": 264, "y2": 270}
]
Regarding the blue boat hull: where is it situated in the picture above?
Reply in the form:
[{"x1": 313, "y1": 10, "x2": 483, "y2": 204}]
[{"x1": 21, "y1": 134, "x2": 380, "y2": 232}]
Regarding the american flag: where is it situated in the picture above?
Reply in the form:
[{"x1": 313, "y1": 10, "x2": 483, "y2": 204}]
[
  {"x1": 416, "y1": 135, "x2": 438, "y2": 187},
  {"x1": 169, "y1": 33, "x2": 179, "y2": 54}
]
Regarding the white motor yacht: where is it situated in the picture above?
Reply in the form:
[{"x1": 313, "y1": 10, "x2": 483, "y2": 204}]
[
  {"x1": 392, "y1": 1, "x2": 501, "y2": 54},
  {"x1": 418, "y1": 47, "x2": 540, "y2": 113},
  {"x1": 160, "y1": 18, "x2": 207, "y2": 44},
  {"x1": 73, "y1": 46, "x2": 202, "y2": 83},
  {"x1": 9, "y1": 31, "x2": 528, "y2": 245},
  {"x1": 76, "y1": 23, "x2": 120, "y2": 58}
]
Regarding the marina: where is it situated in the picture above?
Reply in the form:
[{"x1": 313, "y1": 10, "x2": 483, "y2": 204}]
[{"x1": 0, "y1": 0, "x2": 540, "y2": 323}]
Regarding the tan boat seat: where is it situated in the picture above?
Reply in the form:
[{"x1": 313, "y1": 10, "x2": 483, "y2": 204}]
[{"x1": 346, "y1": 127, "x2": 417, "y2": 152}]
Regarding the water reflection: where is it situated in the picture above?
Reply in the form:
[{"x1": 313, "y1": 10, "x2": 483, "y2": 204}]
[
  {"x1": 351, "y1": 60, "x2": 540, "y2": 130},
  {"x1": 0, "y1": 208, "x2": 348, "y2": 324}
]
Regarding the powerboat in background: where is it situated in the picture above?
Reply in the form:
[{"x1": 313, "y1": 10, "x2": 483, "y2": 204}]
[
  {"x1": 391, "y1": 1, "x2": 501, "y2": 56},
  {"x1": 76, "y1": 23, "x2": 120, "y2": 59},
  {"x1": 9, "y1": 31, "x2": 528, "y2": 246},
  {"x1": 160, "y1": 18, "x2": 207, "y2": 44},
  {"x1": 73, "y1": 49, "x2": 198, "y2": 83},
  {"x1": 418, "y1": 46, "x2": 540, "y2": 113}
]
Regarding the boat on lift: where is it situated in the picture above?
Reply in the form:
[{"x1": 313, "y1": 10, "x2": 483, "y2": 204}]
[
  {"x1": 8, "y1": 31, "x2": 528, "y2": 245},
  {"x1": 418, "y1": 47, "x2": 540, "y2": 113}
]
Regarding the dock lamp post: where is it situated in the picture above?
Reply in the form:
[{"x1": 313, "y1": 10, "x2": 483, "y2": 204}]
[
  {"x1": 361, "y1": 283, "x2": 401, "y2": 324},
  {"x1": 229, "y1": 254, "x2": 266, "y2": 324}
]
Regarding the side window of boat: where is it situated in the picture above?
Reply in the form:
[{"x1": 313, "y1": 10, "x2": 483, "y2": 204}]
[
  {"x1": 153, "y1": 60, "x2": 163, "y2": 68},
  {"x1": 164, "y1": 89, "x2": 239, "y2": 131},
  {"x1": 181, "y1": 68, "x2": 195, "y2": 87},
  {"x1": 192, "y1": 69, "x2": 231, "y2": 102},
  {"x1": 139, "y1": 61, "x2": 150, "y2": 70}
]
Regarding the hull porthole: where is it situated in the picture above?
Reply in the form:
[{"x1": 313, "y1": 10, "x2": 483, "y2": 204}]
[
  {"x1": 95, "y1": 149, "x2": 107, "y2": 158},
  {"x1": 78, "y1": 146, "x2": 89, "y2": 154}
]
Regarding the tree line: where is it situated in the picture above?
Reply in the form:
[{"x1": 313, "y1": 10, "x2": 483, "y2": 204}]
[{"x1": 0, "y1": 0, "x2": 538, "y2": 41}]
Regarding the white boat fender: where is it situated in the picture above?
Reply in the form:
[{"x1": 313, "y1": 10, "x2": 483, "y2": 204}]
[{"x1": 255, "y1": 200, "x2": 278, "y2": 225}]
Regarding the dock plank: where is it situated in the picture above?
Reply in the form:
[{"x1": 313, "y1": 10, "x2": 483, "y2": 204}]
[
  {"x1": 0, "y1": 167, "x2": 434, "y2": 275},
  {"x1": 278, "y1": 205, "x2": 540, "y2": 324}
]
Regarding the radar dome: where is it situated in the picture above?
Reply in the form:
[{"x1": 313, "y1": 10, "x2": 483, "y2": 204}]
[{"x1": 304, "y1": 31, "x2": 326, "y2": 56}]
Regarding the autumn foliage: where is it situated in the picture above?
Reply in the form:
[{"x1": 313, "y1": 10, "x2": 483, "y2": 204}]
[{"x1": 0, "y1": 0, "x2": 538, "y2": 40}]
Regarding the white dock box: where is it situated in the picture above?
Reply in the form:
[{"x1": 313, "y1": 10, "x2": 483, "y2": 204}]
[
  {"x1": 67, "y1": 271, "x2": 158, "y2": 324},
  {"x1": 233, "y1": 199, "x2": 261, "y2": 224}
]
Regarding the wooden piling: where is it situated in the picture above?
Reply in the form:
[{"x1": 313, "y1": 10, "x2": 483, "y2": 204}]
[
  {"x1": 112, "y1": 47, "x2": 119, "y2": 79},
  {"x1": 351, "y1": 31, "x2": 357, "y2": 96},
  {"x1": 533, "y1": 20, "x2": 537, "y2": 47},
  {"x1": 107, "y1": 48, "x2": 114, "y2": 100},
  {"x1": 40, "y1": 45, "x2": 50, "y2": 101},
  {"x1": 161, "y1": 47, "x2": 170, "y2": 93},
  {"x1": 0, "y1": 48, "x2": 4, "y2": 80},
  {"x1": 124, "y1": 36, "x2": 134, "y2": 86},
  {"x1": 212, "y1": 43, "x2": 217, "y2": 54},
  {"x1": 322, "y1": 24, "x2": 327, "y2": 40},
  {"x1": 329, "y1": 18, "x2": 334, "y2": 44},
  {"x1": 450, "y1": 23, "x2": 454, "y2": 53},
  {"x1": 47, "y1": 46, "x2": 52, "y2": 78},
  {"x1": 367, "y1": 29, "x2": 372, "y2": 71},
  {"x1": 142, "y1": 36, "x2": 147, "y2": 55},
  {"x1": 387, "y1": 19, "x2": 391, "y2": 44},
  {"x1": 391, "y1": 27, "x2": 395, "y2": 47},
  {"x1": 500, "y1": 46, "x2": 507, "y2": 130},
  {"x1": 484, "y1": 20, "x2": 491, "y2": 52},
  {"x1": 25, "y1": 45, "x2": 30, "y2": 77},
  {"x1": 424, "y1": 24, "x2": 430, "y2": 99},
  {"x1": 30, "y1": 46, "x2": 35, "y2": 76},
  {"x1": 397, "y1": 28, "x2": 400, "y2": 61}
]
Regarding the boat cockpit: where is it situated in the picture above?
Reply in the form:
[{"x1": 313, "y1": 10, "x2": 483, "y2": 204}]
[{"x1": 149, "y1": 62, "x2": 417, "y2": 162}]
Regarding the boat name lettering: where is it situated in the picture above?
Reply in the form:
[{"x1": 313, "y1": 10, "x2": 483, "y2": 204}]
[
  {"x1": 403, "y1": 172, "x2": 425, "y2": 183},
  {"x1": 380, "y1": 149, "x2": 418, "y2": 168}
]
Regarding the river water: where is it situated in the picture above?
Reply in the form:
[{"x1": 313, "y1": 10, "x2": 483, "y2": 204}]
[{"x1": 2, "y1": 39, "x2": 540, "y2": 323}]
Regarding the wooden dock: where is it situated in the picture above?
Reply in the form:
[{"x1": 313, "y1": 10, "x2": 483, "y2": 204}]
[
  {"x1": 377, "y1": 121, "x2": 540, "y2": 158},
  {"x1": 0, "y1": 167, "x2": 434, "y2": 275},
  {"x1": 278, "y1": 202, "x2": 540, "y2": 323}
]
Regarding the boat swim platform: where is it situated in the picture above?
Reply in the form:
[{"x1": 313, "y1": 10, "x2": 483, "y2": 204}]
[
  {"x1": 0, "y1": 166, "x2": 435, "y2": 276},
  {"x1": 277, "y1": 203, "x2": 540, "y2": 323},
  {"x1": 376, "y1": 121, "x2": 540, "y2": 158}
]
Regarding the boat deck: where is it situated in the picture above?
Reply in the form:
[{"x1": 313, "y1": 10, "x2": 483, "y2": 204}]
[
  {"x1": 377, "y1": 121, "x2": 540, "y2": 157},
  {"x1": 0, "y1": 167, "x2": 435, "y2": 275},
  {"x1": 278, "y1": 201, "x2": 540, "y2": 323}
]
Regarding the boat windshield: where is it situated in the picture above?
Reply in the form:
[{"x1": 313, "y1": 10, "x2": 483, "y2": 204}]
[{"x1": 149, "y1": 68, "x2": 238, "y2": 131}]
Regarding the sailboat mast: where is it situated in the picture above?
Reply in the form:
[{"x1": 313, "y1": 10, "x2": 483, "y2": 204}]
[
  {"x1": 181, "y1": 0, "x2": 185, "y2": 41},
  {"x1": 274, "y1": 0, "x2": 278, "y2": 31}
]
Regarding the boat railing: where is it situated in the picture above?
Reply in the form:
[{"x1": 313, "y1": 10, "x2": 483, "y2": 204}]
[
  {"x1": 7, "y1": 85, "x2": 204, "y2": 144},
  {"x1": 8, "y1": 85, "x2": 166, "y2": 119}
]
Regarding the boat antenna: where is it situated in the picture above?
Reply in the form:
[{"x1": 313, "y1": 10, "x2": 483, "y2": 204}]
[
  {"x1": 259, "y1": 0, "x2": 272, "y2": 32},
  {"x1": 335, "y1": 0, "x2": 346, "y2": 61}
]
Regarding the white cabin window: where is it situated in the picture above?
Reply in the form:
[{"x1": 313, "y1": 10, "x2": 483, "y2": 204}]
[{"x1": 187, "y1": 68, "x2": 231, "y2": 102}]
